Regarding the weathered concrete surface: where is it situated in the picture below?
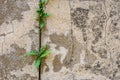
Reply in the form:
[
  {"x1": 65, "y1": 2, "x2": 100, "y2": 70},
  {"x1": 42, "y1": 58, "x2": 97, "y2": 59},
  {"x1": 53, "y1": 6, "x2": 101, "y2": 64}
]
[
  {"x1": 0, "y1": 0, "x2": 38, "y2": 79},
  {"x1": 42, "y1": 0, "x2": 120, "y2": 80},
  {"x1": 1, "y1": 0, "x2": 120, "y2": 80}
]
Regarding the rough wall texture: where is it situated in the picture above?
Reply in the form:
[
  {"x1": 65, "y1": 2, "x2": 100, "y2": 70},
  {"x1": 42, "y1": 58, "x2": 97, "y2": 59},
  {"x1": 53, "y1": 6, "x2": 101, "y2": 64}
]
[
  {"x1": 42, "y1": 0, "x2": 120, "y2": 80},
  {"x1": 0, "y1": 0, "x2": 38, "y2": 79},
  {"x1": 1, "y1": 0, "x2": 120, "y2": 80}
]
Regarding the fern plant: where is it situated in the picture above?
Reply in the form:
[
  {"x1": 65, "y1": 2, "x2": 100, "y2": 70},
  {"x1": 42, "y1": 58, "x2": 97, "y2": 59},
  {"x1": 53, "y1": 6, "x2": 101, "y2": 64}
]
[
  {"x1": 25, "y1": 0, "x2": 50, "y2": 68},
  {"x1": 25, "y1": 46, "x2": 50, "y2": 68},
  {"x1": 36, "y1": 0, "x2": 49, "y2": 29},
  {"x1": 24, "y1": 0, "x2": 50, "y2": 80}
]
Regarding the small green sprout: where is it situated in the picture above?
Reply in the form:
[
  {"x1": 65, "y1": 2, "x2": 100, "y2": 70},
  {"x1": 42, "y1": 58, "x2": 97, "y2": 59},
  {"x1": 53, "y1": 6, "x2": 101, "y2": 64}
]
[
  {"x1": 36, "y1": 0, "x2": 49, "y2": 29},
  {"x1": 25, "y1": 1, "x2": 50, "y2": 80},
  {"x1": 25, "y1": 46, "x2": 50, "y2": 68}
]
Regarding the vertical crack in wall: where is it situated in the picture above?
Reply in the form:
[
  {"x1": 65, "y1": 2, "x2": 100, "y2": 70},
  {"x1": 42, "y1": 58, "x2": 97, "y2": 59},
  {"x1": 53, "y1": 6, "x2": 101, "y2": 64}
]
[{"x1": 69, "y1": 0, "x2": 75, "y2": 68}]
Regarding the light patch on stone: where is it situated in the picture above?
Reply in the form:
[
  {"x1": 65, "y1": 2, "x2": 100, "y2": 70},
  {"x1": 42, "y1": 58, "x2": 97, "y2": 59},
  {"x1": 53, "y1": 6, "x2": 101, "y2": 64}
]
[
  {"x1": 44, "y1": 43, "x2": 68, "y2": 73},
  {"x1": 70, "y1": 0, "x2": 90, "y2": 9},
  {"x1": 1, "y1": 0, "x2": 38, "y2": 54},
  {"x1": 41, "y1": 66, "x2": 71, "y2": 80},
  {"x1": 74, "y1": 72, "x2": 110, "y2": 80},
  {"x1": 48, "y1": 44, "x2": 68, "y2": 63},
  {"x1": 49, "y1": 43, "x2": 58, "y2": 55},
  {"x1": 0, "y1": 22, "x2": 13, "y2": 35},
  {"x1": 0, "y1": 43, "x2": 3, "y2": 54},
  {"x1": 10, "y1": 64, "x2": 38, "y2": 77},
  {"x1": 73, "y1": 27, "x2": 86, "y2": 44},
  {"x1": 80, "y1": 50, "x2": 86, "y2": 65},
  {"x1": 59, "y1": 47, "x2": 68, "y2": 63},
  {"x1": 42, "y1": 36, "x2": 51, "y2": 45},
  {"x1": 72, "y1": 64, "x2": 81, "y2": 73},
  {"x1": 0, "y1": 36, "x2": 4, "y2": 43},
  {"x1": 3, "y1": 33, "x2": 15, "y2": 55},
  {"x1": 45, "y1": 0, "x2": 71, "y2": 36},
  {"x1": 85, "y1": 53, "x2": 97, "y2": 65},
  {"x1": 22, "y1": 35, "x2": 33, "y2": 52}
]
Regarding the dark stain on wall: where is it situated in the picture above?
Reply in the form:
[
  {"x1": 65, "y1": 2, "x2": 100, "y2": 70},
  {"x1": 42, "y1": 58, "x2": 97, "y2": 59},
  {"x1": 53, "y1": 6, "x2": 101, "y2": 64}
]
[
  {"x1": 0, "y1": 43, "x2": 36, "y2": 79},
  {"x1": 91, "y1": 61, "x2": 113, "y2": 79},
  {"x1": 53, "y1": 55, "x2": 63, "y2": 72},
  {"x1": 0, "y1": 0, "x2": 30, "y2": 25},
  {"x1": 71, "y1": 8, "x2": 89, "y2": 29},
  {"x1": 50, "y1": 33, "x2": 81, "y2": 69},
  {"x1": 71, "y1": 8, "x2": 89, "y2": 42},
  {"x1": 91, "y1": 45, "x2": 108, "y2": 59},
  {"x1": 41, "y1": 58, "x2": 50, "y2": 74},
  {"x1": 49, "y1": 33, "x2": 72, "y2": 50}
]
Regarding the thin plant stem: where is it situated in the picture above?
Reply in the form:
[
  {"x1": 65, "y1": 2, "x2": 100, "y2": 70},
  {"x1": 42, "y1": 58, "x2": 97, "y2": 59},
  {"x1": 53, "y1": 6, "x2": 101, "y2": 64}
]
[{"x1": 39, "y1": 29, "x2": 42, "y2": 80}]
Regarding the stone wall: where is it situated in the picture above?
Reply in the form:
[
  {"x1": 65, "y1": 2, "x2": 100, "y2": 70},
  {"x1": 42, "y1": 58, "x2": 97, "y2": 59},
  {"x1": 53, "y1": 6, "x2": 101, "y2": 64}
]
[
  {"x1": 0, "y1": 0, "x2": 120, "y2": 80},
  {"x1": 0, "y1": 0, "x2": 38, "y2": 79}
]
